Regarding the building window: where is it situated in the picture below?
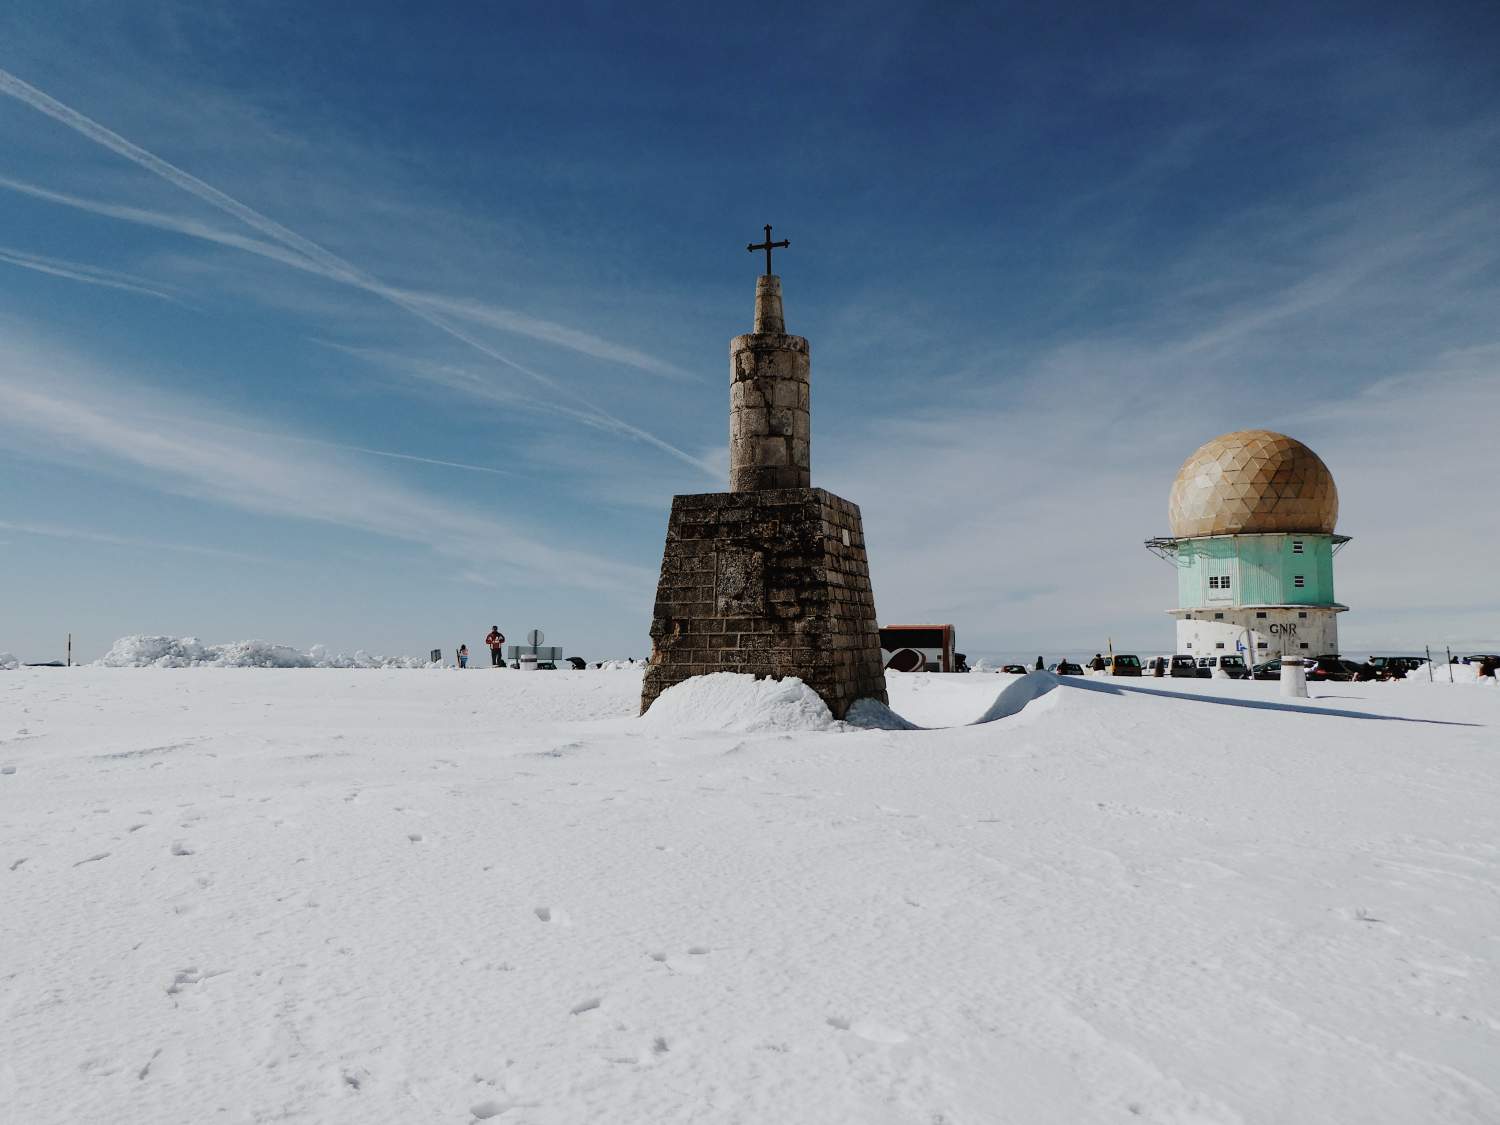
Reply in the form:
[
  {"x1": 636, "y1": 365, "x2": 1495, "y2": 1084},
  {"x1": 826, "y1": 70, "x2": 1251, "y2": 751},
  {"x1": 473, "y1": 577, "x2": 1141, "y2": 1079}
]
[
  {"x1": 1299, "y1": 642, "x2": 1309, "y2": 649},
  {"x1": 1255, "y1": 611, "x2": 1267, "y2": 619},
  {"x1": 1214, "y1": 613, "x2": 1223, "y2": 619},
  {"x1": 1293, "y1": 575, "x2": 1306, "y2": 588},
  {"x1": 1298, "y1": 611, "x2": 1307, "y2": 619},
  {"x1": 1208, "y1": 576, "x2": 1220, "y2": 589},
  {"x1": 1257, "y1": 641, "x2": 1268, "y2": 649},
  {"x1": 1215, "y1": 642, "x2": 1225, "y2": 649},
  {"x1": 1207, "y1": 575, "x2": 1232, "y2": 590},
  {"x1": 1185, "y1": 642, "x2": 1192, "y2": 649},
  {"x1": 1292, "y1": 540, "x2": 1304, "y2": 554}
]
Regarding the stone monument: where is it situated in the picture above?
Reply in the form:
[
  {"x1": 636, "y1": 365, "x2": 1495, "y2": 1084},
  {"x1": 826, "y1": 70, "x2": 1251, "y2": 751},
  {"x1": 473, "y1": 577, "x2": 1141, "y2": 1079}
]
[{"x1": 641, "y1": 227, "x2": 888, "y2": 718}]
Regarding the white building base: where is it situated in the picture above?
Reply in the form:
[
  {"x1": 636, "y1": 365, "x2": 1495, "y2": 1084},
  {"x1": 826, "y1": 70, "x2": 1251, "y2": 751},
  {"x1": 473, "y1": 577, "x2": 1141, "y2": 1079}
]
[{"x1": 1172, "y1": 606, "x2": 1341, "y2": 662}]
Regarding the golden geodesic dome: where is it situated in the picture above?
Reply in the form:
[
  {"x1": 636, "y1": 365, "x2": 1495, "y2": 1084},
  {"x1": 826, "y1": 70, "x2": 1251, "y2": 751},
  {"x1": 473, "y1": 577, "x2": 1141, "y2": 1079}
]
[{"x1": 1168, "y1": 430, "x2": 1338, "y2": 538}]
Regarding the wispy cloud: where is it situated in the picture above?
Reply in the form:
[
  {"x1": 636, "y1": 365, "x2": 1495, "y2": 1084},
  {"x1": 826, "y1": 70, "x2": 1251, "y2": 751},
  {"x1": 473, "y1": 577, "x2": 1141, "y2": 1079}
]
[
  {"x1": 0, "y1": 517, "x2": 261, "y2": 560},
  {"x1": 0, "y1": 66, "x2": 714, "y2": 476},
  {"x1": 0, "y1": 328, "x2": 652, "y2": 593},
  {"x1": 0, "y1": 243, "x2": 179, "y2": 302}
]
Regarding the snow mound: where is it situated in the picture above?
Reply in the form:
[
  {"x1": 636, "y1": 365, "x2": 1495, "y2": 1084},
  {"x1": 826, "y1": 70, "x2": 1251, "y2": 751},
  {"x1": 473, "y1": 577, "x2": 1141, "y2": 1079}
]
[
  {"x1": 641, "y1": 672, "x2": 836, "y2": 732},
  {"x1": 595, "y1": 659, "x2": 645, "y2": 671},
  {"x1": 96, "y1": 635, "x2": 431, "y2": 669},
  {"x1": 1403, "y1": 661, "x2": 1494, "y2": 685},
  {"x1": 0, "y1": 652, "x2": 18, "y2": 671},
  {"x1": 973, "y1": 671, "x2": 1061, "y2": 723}
]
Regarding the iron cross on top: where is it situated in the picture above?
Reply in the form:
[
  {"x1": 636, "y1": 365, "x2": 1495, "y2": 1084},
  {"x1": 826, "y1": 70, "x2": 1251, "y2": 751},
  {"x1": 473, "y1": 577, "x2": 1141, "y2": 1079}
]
[{"x1": 747, "y1": 224, "x2": 790, "y2": 275}]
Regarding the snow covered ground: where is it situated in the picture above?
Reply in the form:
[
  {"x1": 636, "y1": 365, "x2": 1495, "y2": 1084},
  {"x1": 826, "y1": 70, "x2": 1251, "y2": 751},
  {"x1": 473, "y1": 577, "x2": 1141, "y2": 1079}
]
[{"x1": 2, "y1": 667, "x2": 1497, "y2": 1124}]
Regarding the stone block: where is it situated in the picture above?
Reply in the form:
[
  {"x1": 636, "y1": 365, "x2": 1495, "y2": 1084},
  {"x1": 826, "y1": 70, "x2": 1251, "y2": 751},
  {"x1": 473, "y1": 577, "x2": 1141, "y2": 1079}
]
[{"x1": 642, "y1": 488, "x2": 888, "y2": 718}]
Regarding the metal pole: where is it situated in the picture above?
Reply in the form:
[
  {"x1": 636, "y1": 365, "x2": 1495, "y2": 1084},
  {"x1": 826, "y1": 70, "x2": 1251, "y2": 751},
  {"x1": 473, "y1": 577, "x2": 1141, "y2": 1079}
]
[
  {"x1": 1426, "y1": 645, "x2": 1433, "y2": 682},
  {"x1": 1446, "y1": 646, "x2": 1454, "y2": 683},
  {"x1": 67, "y1": 632, "x2": 72, "y2": 667}
]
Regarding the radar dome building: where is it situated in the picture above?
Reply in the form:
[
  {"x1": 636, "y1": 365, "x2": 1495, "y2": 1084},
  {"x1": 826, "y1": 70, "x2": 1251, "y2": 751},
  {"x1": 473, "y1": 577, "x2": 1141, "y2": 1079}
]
[{"x1": 1146, "y1": 430, "x2": 1350, "y2": 662}]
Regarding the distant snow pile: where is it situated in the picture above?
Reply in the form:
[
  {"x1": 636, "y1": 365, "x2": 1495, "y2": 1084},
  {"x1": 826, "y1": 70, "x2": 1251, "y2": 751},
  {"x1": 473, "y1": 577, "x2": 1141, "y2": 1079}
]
[
  {"x1": 641, "y1": 672, "x2": 836, "y2": 732},
  {"x1": 0, "y1": 652, "x2": 18, "y2": 671},
  {"x1": 595, "y1": 659, "x2": 645, "y2": 671},
  {"x1": 1404, "y1": 661, "x2": 1493, "y2": 685},
  {"x1": 96, "y1": 635, "x2": 431, "y2": 669}
]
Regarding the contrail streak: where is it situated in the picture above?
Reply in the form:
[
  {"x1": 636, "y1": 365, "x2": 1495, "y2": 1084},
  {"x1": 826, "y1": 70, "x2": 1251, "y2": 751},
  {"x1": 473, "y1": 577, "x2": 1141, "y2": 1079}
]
[
  {"x1": 188, "y1": 418, "x2": 524, "y2": 477},
  {"x1": 0, "y1": 244, "x2": 179, "y2": 301},
  {"x1": 0, "y1": 67, "x2": 718, "y2": 477}
]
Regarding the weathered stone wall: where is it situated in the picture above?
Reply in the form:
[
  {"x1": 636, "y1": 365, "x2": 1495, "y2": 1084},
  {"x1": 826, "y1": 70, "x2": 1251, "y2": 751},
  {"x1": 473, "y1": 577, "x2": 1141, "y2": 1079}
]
[
  {"x1": 729, "y1": 276, "x2": 811, "y2": 493},
  {"x1": 641, "y1": 487, "x2": 888, "y2": 718}
]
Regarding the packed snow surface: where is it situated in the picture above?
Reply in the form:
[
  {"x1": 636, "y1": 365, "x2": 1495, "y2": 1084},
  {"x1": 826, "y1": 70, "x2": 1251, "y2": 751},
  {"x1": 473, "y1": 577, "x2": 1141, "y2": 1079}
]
[{"x1": 3, "y1": 668, "x2": 1498, "y2": 1124}]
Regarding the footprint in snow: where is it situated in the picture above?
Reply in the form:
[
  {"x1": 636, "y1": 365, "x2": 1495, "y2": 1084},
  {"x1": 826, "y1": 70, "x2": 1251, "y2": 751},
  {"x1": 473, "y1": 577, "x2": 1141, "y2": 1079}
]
[
  {"x1": 471, "y1": 1099, "x2": 523, "y2": 1120},
  {"x1": 651, "y1": 947, "x2": 711, "y2": 974},
  {"x1": 570, "y1": 996, "x2": 601, "y2": 1015},
  {"x1": 826, "y1": 1016, "x2": 909, "y2": 1044},
  {"x1": 1, "y1": 765, "x2": 15, "y2": 775},
  {"x1": 534, "y1": 906, "x2": 572, "y2": 926},
  {"x1": 171, "y1": 842, "x2": 194, "y2": 856}
]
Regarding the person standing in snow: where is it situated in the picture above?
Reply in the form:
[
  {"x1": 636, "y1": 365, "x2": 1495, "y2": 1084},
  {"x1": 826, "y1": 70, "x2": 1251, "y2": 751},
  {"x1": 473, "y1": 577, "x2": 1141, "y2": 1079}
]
[
  {"x1": 1034, "y1": 655, "x2": 1044, "y2": 671},
  {"x1": 485, "y1": 626, "x2": 506, "y2": 667},
  {"x1": 1089, "y1": 653, "x2": 1106, "y2": 672},
  {"x1": 457, "y1": 644, "x2": 469, "y2": 669}
]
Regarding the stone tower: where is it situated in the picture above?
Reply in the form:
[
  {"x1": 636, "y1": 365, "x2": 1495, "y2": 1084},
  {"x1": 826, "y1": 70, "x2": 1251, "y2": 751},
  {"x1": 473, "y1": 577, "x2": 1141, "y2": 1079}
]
[{"x1": 641, "y1": 240, "x2": 888, "y2": 718}]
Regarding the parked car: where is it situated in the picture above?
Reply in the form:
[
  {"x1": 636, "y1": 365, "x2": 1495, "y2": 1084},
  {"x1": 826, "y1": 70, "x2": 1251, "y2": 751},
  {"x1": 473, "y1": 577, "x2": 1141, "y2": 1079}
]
[
  {"x1": 1105, "y1": 654, "x2": 1142, "y2": 676},
  {"x1": 1000, "y1": 664, "x2": 1030, "y2": 675},
  {"x1": 1049, "y1": 661, "x2": 1084, "y2": 675},
  {"x1": 1251, "y1": 658, "x2": 1281, "y2": 680},
  {"x1": 1463, "y1": 653, "x2": 1500, "y2": 666},
  {"x1": 1144, "y1": 656, "x2": 1168, "y2": 677},
  {"x1": 1196, "y1": 654, "x2": 1248, "y2": 679},
  {"x1": 1307, "y1": 655, "x2": 1382, "y2": 682},
  {"x1": 1368, "y1": 655, "x2": 1423, "y2": 679},
  {"x1": 1169, "y1": 654, "x2": 1200, "y2": 678}
]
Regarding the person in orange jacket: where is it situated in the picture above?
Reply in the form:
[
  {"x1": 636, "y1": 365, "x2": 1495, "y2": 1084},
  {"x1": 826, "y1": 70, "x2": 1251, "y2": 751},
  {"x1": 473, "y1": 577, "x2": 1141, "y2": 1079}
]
[{"x1": 485, "y1": 626, "x2": 505, "y2": 667}]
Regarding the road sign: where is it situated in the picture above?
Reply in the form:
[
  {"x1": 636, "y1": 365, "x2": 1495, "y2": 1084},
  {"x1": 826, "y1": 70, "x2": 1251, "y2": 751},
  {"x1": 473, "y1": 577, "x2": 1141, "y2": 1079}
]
[
  {"x1": 527, "y1": 629, "x2": 545, "y2": 647},
  {"x1": 1236, "y1": 639, "x2": 1245, "y2": 653}
]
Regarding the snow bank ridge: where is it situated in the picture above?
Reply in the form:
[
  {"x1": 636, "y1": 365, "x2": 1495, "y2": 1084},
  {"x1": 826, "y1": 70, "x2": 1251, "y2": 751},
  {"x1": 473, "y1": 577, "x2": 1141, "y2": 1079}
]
[
  {"x1": 95, "y1": 635, "x2": 432, "y2": 669},
  {"x1": 640, "y1": 672, "x2": 837, "y2": 732},
  {"x1": 0, "y1": 652, "x2": 18, "y2": 671}
]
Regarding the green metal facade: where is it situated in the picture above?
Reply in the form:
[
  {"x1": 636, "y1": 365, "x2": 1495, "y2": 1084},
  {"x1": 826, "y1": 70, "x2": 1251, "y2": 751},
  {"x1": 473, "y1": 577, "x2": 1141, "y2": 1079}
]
[{"x1": 1174, "y1": 533, "x2": 1335, "y2": 609}]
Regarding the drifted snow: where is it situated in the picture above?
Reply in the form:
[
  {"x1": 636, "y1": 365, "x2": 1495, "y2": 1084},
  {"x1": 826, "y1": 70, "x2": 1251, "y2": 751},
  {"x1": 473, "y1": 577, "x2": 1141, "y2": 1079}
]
[
  {"x1": 95, "y1": 634, "x2": 434, "y2": 669},
  {"x1": 640, "y1": 671, "x2": 836, "y2": 732},
  {"x1": 2, "y1": 668, "x2": 1498, "y2": 1123},
  {"x1": 0, "y1": 651, "x2": 18, "y2": 670}
]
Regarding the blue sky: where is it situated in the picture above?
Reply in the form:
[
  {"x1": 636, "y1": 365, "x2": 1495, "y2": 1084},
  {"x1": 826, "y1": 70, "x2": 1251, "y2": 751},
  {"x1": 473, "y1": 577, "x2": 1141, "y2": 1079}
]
[{"x1": 2, "y1": 1, "x2": 1497, "y2": 662}]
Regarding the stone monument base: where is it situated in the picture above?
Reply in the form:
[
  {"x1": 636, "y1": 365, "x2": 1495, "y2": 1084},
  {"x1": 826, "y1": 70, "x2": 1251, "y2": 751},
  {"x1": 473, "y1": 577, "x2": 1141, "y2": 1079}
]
[{"x1": 641, "y1": 487, "x2": 888, "y2": 718}]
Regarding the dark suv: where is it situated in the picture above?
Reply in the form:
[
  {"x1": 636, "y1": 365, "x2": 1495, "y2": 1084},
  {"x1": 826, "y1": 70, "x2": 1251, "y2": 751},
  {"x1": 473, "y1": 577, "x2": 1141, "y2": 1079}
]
[
  {"x1": 1169, "y1": 655, "x2": 1199, "y2": 678},
  {"x1": 1369, "y1": 656, "x2": 1424, "y2": 679}
]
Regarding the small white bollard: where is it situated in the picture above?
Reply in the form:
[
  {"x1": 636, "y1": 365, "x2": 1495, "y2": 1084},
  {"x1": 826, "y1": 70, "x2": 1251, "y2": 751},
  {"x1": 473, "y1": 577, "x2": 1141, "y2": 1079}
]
[
  {"x1": 518, "y1": 654, "x2": 539, "y2": 672},
  {"x1": 1280, "y1": 655, "x2": 1309, "y2": 698},
  {"x1": 1212, "y1": 667, "x2": 1232, "y2": 680}
]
